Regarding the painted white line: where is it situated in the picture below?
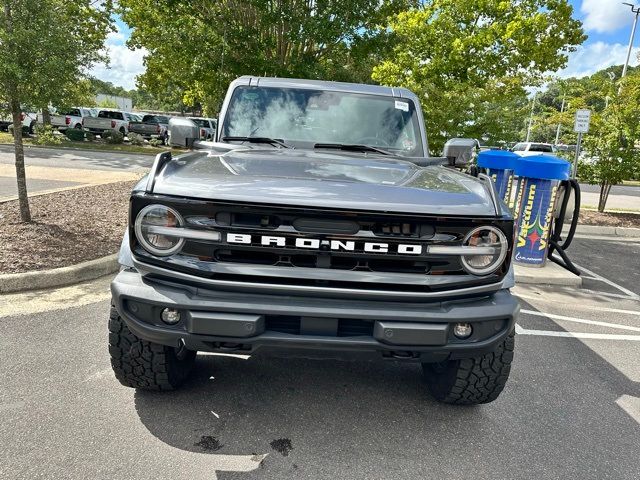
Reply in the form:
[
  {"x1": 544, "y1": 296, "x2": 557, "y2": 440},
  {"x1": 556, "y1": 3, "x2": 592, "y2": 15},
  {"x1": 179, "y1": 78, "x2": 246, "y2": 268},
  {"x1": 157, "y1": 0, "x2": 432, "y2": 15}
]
[
  {"x1": 578, "y1": 289, "x2": 640, "y2": 301},
  {"x1": 521, "y1": 309, "x2": 640, "y2": 332},
  {"x1": 573, "y1": 263, "x2": 640, "y2": 300},
  {"x1": 616, "y1": 395, "x2": 640, "y2": 425},
  {"x1": 516, "y1": 324, "x2": 640, "y2": 341}
]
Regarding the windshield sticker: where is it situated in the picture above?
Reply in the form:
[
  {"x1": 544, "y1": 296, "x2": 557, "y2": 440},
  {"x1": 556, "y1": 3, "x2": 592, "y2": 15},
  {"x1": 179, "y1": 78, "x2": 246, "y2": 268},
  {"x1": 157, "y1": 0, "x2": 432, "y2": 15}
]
[{"x1": 395, "y1": 100, "x2": 409, "y2": 112}]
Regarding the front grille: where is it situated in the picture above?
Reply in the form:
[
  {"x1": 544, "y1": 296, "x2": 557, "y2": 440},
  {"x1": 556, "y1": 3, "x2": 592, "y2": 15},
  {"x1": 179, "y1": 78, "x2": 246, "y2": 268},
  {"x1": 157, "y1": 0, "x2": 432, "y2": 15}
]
[{"x1": 130, "y1": 196, "x2": 513, "y2": 293}]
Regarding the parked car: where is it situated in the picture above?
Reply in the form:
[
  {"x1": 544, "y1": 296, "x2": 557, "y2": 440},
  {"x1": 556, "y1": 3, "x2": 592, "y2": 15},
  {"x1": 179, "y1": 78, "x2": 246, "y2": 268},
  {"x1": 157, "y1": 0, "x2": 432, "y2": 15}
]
[
  {"x1": 128, "y1": 114, "x2": 171, "y2": 144},
  {"x1": 0, "y1": 106, "x2": 37, "y2": 133},
  {"x1": 82, "y1": 109, "x2": 129, "y2": 136},
  {"x1": 108, "y1": 76, "x2": 519, "y2": 405},
  {"x1": 188, "y1": 116, "x2": 217, "y2": 140},
  {"x1": 511, "y1": 142, "x2": 556, "y2": 156},
  {"x1": 39, "y1": 107, "x2": 93, "y2": 131}
]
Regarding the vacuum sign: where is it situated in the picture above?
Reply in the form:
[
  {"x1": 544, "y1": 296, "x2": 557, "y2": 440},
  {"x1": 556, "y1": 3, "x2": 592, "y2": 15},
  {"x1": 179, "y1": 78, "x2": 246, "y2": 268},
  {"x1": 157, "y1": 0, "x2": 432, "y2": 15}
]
[{"x1": 574, "y1": 109, "x2": 591, "y2": 133}]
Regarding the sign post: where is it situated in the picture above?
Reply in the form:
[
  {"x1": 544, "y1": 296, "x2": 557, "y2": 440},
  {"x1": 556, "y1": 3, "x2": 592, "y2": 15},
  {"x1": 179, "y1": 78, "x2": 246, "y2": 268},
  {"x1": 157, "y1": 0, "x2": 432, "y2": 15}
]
[{"x1": 572, "y1": 109, "x2": 591, "y2": 178}]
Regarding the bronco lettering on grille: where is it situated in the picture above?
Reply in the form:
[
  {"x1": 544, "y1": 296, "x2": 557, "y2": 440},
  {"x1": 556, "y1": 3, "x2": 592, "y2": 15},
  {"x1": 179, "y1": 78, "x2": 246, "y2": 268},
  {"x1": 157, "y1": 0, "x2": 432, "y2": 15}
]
[{"x1": 225, "y1": 233, "x2": 423, "y2": 255}]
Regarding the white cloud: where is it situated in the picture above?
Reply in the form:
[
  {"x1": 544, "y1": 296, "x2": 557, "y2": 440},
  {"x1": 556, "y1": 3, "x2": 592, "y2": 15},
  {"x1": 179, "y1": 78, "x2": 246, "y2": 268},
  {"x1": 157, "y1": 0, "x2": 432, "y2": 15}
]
[
  {"x1": 581, "y1": 0, "x2": 635, "y2": 33},
  {"x1": 88, "y1": 23, "x2": 146, "y2": 90},
  {"x1": 557, "y1": 41, "x2": 640, "y2": 78}
]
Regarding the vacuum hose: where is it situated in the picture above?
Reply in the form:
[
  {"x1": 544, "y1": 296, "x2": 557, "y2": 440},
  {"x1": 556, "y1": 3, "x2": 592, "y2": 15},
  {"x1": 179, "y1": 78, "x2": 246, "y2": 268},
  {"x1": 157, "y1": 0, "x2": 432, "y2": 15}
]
[{"x1": 547, "y1": 179, "x2": 581, "y2": 275}]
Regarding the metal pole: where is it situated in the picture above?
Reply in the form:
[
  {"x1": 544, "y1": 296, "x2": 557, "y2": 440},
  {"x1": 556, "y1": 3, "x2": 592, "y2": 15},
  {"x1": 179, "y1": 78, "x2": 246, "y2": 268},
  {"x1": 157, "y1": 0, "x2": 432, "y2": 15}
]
[
  {"x1": 572, "y1": 132, "x2": 582, "y2": 179},
  {"x1": 554, "y1": 96, "x2": 566, "y2": 145},
  {"x1": 526, "y1": 93, "x2": 536, "y2": 142},
  {"x1": 621, "y1": 6, "x2": 640, "y2": 79}
]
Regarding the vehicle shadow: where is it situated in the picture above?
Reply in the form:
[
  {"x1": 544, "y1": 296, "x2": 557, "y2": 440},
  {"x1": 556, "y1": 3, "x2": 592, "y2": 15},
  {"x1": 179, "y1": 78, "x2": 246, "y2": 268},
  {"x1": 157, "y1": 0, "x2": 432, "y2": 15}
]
[{"x1": 133, "y1": 329, "x2": 640, "y2": 479}]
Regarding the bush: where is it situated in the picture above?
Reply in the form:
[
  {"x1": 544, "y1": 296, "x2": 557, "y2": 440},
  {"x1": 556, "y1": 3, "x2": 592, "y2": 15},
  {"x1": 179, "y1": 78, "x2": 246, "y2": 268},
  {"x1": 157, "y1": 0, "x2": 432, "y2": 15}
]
[
  {"x1": 104, "y1": 130, "x2": 124, "y2": 144},
  {"x1": 128, "y1": 132, "x2": 144, "y2": 146},
  {"x1": 8, "y1": 124, "x2": 31, "y2": 137},
  {"x1": 32, "y1": 125, "x2": 62, "y2": 145},
  {"x1": 85, "y1": 132, "x2": 96, "y2": 142},
  {"x1": 149, "y1": 138, "x2": 163, "y2": 147},
  {"x1": 64, "y1": 128, "x2": 85, "y2": 142},
  {"x1": 101, "y1": 130, "x2": 112, "y2": 140}
]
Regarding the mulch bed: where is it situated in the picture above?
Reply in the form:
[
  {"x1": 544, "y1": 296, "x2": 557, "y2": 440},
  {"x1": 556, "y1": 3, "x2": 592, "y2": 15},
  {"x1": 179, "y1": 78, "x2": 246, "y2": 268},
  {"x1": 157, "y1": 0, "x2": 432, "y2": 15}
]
[
  {"x1": 579, "y1": 210, "x2": 640, "y2": 228},
  {"x1": 0, "y1": 181, "x2": 136, "y2": 274}
]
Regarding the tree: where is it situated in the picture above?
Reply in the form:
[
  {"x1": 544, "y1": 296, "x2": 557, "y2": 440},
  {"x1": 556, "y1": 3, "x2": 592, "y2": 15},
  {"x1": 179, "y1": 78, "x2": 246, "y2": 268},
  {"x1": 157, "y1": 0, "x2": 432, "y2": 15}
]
[
  {"x1": 579, "y1": 72, "x2": 640, "y2": 211},
  {"x1": 371, "y1": 0, "x2": 586, "y2": 152},
  {"x1": 0, "y1": 0, "x2": 113, "y2": 222},
  {"x1": 119, "y1": 0, "x2": 416, "y2": 114}
]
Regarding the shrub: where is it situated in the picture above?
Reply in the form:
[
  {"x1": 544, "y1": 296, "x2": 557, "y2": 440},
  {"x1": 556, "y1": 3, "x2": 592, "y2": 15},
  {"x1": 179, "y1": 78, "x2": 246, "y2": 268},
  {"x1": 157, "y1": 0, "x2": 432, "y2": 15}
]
[
  {"x1": 149, "y1": 138, "x2": 163, "y2": 147},
  {"x1": 104, "y1": 130, "x2": 124, "y2": 144},
  {"x1": 64, "y1": 128, "x2": 85, "y2": 142},
  {"x1": 128, "y1": 132, "x2": 144, "y2": 146},
  {"x1": 32, "y1": 125, "x2": 62, "y2": 145},
  {"x1": 85, "y1": 132, "x2": 96, "y2": 142}
]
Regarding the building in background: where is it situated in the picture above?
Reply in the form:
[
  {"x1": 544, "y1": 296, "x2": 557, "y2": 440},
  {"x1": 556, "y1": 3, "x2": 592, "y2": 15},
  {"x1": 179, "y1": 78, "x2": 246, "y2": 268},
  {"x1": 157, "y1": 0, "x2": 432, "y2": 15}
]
[{"x1": 95, "y1": 93, "x2": 132, "y2": 111}]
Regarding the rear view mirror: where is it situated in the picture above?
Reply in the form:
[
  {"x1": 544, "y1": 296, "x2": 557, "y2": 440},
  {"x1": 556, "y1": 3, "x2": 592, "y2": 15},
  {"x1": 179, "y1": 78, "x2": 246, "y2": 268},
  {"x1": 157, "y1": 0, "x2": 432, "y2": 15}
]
[{"x1": 443, "y1": 138, "x2": 479, "y2": 166}]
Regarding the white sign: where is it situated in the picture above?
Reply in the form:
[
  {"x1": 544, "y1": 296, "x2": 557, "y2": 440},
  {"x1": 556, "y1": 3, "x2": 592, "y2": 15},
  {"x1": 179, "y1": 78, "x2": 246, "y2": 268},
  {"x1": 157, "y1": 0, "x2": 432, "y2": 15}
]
[{"x1": 574, "y1": 109, "x2": 591, "y2": 133}]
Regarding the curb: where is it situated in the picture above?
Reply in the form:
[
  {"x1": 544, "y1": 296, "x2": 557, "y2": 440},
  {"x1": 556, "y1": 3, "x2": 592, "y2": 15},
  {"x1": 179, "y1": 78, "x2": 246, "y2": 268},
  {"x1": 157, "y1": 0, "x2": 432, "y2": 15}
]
[
  {"x1": 514, "y1": 262, "x2": 582, "y2": 287},
  {"x1": 0, "y1": 142, "x2": 157, "y2": 156},
  {"x1": 0, "y1": 254, "x2": 119, "y2": 294},
  {"x1": 575, "y1": 225, "x2": 640, "y2": 237}
]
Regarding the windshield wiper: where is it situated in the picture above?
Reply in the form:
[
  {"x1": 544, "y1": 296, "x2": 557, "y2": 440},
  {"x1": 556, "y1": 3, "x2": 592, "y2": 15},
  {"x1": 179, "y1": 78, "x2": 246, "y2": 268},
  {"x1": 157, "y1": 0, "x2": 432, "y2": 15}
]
[
  {"x1": 222, "y1": 136, "x2": 291, "y2": 148},
  {"x1": 313, "y1": 142, "x2": 391, "y2": 156}
]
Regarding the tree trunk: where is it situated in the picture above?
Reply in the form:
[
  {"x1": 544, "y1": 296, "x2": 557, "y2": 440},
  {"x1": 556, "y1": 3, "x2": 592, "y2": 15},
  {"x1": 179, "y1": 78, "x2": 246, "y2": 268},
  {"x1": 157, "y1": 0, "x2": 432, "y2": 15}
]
[
  {"x1": 4, "y1": 2, "x2": 31, "y2": 222},
  {"x1": 598, "y1": 181, "x2": 612, "y2": 213},
  {"x1": 10, "y1": 97, "x2": 32, "y2": 222},
  {"x1": 41, "y1": 107, "x2": 51, "y2": 126}
]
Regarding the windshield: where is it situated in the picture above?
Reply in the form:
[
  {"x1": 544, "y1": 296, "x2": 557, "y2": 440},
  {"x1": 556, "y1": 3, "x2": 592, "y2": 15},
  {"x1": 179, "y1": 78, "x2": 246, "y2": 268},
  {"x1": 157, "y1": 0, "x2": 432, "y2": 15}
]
[
  {"x1": 190, "y1": 118, "x2": 211, "y2": 128},
  {"x1": 221, "y1": 86, "x2": 424, "y2": 156}
]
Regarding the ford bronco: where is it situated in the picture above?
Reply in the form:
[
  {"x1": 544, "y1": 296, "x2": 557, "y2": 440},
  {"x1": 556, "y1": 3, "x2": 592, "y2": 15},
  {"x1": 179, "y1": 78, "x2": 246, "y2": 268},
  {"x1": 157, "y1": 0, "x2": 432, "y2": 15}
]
[{"x1": 109, "y1": 77, "x2": 519, "y2": 405}]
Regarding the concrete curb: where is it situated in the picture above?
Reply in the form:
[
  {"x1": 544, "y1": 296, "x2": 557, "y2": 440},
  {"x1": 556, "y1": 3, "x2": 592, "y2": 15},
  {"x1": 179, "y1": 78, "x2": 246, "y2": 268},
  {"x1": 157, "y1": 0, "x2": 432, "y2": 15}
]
[
  {"x1": 514, "y1": 262, "x2": 582, "y2": 287},
  {"x1": 0, "y1": 142, "x2": 158, "y2": 156},
  {"x1": 575, "y1": 225, "x2": 640, "y2": 237},
  {"x1": 0, "y1": 254, "x2": 119, "y2": 294}
]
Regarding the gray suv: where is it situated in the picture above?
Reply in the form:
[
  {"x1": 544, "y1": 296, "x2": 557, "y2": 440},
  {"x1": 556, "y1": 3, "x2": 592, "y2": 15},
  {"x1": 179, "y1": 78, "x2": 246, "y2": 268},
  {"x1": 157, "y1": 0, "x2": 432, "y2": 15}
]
[{"x1": 109, "y1": 77, "x2": 518, "y2": 405}]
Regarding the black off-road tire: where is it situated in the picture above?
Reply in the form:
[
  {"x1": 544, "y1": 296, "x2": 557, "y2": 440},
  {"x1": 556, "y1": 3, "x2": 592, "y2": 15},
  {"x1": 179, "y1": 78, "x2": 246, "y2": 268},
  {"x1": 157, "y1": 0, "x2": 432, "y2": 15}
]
[
  {"x1": 422, "y1": 331, "x2": 515, "y2": 405},
  {"x1": 108, "y1": 305, "x2": 196, "y2": 390}
]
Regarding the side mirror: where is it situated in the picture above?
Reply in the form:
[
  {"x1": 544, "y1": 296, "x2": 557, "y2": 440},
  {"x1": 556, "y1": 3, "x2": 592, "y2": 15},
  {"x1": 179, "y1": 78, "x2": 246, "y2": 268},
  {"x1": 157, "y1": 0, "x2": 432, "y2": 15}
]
[{"x1": 442, "y1": 138, "x2": 478, "y2": 167}]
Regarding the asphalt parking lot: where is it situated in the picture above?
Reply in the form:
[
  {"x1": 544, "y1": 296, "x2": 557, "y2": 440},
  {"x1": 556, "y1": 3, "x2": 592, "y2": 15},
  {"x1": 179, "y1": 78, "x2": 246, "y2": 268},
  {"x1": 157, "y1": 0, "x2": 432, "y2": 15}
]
[{"x1": 1, "y1": 234, "x2": 639, "y2": 479}]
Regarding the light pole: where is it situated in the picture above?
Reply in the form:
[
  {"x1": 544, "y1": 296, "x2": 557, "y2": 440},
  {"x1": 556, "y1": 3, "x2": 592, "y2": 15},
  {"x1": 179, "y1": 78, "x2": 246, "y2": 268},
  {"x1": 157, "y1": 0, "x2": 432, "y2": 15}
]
[
  {"x1": 621, "y1": 3, "x2": 640, "y2": 79},
  {"x1": 554, "y1": 96, "x2": 566, "y2": 145},
  {"x1": 525, "y1": 93, "x2": 536, "y2": 142}
]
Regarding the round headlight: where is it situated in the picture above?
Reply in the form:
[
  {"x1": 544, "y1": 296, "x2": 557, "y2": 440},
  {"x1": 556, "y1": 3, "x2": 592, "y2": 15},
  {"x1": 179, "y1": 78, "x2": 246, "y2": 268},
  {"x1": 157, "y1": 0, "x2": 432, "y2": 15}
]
[
  {"x1": 134, "y1": 204, "x2": 185, "y2": 256},
  {"x1": 460, "y1": 226, "x2": 508, "y2": 276}
]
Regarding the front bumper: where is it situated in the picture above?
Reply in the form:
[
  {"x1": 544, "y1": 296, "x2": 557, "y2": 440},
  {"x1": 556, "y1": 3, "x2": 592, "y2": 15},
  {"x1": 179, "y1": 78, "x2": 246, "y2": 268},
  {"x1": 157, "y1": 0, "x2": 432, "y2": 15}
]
[{"x1": 111, "y1": 269, "x2": 519, "y2": 362}]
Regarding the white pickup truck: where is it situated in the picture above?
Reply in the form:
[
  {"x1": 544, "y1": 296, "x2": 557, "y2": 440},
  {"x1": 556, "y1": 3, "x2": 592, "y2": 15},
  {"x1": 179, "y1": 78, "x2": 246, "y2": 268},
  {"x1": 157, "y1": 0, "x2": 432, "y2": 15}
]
[
  {"x1": 82, "y1": 109, "x2": 129, "y2": 136},
  {"x1": 0, "y1": 108, "x2": 37, "y2": 134},
  {"x1": 40, "y1": 107, "x2": 94, "y2": 131}
]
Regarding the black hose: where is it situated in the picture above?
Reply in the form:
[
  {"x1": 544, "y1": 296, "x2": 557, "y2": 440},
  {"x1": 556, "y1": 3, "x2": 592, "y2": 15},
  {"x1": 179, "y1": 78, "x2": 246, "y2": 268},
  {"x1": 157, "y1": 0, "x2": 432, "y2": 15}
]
[{"x1": 547, "y1": 179, "x2": 581, "y2": 275}]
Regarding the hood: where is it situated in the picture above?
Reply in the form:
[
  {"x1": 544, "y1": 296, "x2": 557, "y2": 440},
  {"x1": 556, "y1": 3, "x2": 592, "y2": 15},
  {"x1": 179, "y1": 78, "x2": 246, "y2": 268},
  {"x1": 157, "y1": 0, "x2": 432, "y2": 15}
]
[{"x1": 150, "y1": 148, "x2": 497, "y2": 217}]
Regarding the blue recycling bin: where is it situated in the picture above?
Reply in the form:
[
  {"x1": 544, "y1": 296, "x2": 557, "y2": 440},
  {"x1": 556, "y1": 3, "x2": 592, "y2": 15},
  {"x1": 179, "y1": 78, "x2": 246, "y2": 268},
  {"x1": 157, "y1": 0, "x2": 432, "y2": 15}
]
[
  {"x1": 477, "y1": 150, "x2": 519, "y2": 204},
  {"x1": 513, "y1": 155, "x2": 571, "y2": 267}
]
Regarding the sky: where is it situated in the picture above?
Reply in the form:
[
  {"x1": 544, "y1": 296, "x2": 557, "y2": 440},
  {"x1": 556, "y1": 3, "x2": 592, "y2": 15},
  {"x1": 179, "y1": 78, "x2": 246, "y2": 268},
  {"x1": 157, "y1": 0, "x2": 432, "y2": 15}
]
[{"x1": 89, "y1": 0, "x2": 640, "y2": 90}]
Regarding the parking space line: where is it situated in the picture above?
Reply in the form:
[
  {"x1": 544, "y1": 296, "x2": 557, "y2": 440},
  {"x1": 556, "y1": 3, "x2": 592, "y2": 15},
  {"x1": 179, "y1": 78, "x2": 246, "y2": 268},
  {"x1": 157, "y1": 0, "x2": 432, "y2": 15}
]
[
  {"x1": 521, "y1": 309, "x2": 640, "y2": 331},
  {"x1": 515, "y1": 324, "x2": 640, "y2": 341},
  {"x1": 573, "y1": 263, "x2": 640, "y2": 300},
  {"x1": 616, "y1": 395, "x2": 640, "y2": 425}
]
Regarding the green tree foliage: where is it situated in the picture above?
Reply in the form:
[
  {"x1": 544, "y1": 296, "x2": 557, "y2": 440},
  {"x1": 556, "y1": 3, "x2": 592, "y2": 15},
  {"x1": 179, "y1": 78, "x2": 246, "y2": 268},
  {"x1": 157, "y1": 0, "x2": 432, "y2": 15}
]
[
  {"x1": 371, "y1": 0, "x2": 586, "y2": 152},
  {"x1": 578, "y1": 72, "x2": 640, "y2": 211},
  {"x1": 119, "y1": 0, "x2": 416, "y2": 114},
  {"x1": 0, "y1": 0, "x2": 113, "y2": 221}
]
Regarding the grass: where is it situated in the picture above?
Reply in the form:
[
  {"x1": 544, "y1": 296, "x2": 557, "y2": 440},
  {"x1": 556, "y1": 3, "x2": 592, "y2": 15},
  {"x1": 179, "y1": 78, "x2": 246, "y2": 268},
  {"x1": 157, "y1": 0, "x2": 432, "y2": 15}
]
[
  {"x1": 0, "y1": 131, "x2": 169, "y2": 155},
  {"x1": 582, "y1": 206, "x2": 640, "y2": 214}
]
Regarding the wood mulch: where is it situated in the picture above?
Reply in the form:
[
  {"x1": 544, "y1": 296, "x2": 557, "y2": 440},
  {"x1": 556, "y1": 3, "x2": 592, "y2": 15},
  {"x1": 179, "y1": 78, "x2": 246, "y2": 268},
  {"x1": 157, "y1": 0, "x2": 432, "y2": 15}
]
[{"x1": 0, "y1": 181, "x2": 136, "y2": 274}]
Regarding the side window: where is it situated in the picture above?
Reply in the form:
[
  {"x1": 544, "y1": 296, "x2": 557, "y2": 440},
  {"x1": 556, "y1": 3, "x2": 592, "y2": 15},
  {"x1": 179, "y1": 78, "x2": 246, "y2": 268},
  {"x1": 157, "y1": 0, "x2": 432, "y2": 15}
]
[
  {"x1": 512, "y1": 143, "x2": 526, "y2": 152},
  {"x1": 530, "y1": 144, "x2": 552, "y2": 152}
]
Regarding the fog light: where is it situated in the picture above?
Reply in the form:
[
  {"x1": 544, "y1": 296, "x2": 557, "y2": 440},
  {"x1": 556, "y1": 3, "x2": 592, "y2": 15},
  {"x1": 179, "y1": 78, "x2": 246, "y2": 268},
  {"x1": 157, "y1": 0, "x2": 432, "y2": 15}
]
[
  {"x1": 161, "y1": 308, "x2": 181, "y2": 324},
  {"x1": 453, "y1": 323, "x2": 473, "y2": 339}
]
